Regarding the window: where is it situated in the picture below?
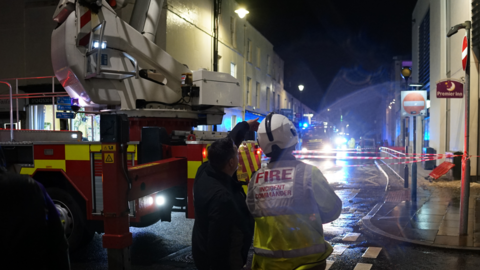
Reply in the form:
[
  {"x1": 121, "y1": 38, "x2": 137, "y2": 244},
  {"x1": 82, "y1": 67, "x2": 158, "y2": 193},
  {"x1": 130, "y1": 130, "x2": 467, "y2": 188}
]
[
  {"x1": 230, "y1": 16, "x2": 236, "y2": 48},
  {"x1": 230, "y1": 62, "x2": 236, "y2": 78},
  {"x1": 247, "y1": 77, "x2": 252, "y2": 106},
  {"x1": 256, "y1": 82, "x2": 260, "y2": 108},
  {"x1": 256, "y1": 47, "x2": 261, "y2": 67},
  {"x1": 419, "y1": 9, "x2": 430, "y2": 92},
  {"x1": 266, "y1": 55, "x2": 271, "y2": 74},
  {"x1": 247, "y1": 39, "x2": 252, "y2": 62},
  {"x1": 266, "y1": 87, "x2": 270, "y2": 111}
]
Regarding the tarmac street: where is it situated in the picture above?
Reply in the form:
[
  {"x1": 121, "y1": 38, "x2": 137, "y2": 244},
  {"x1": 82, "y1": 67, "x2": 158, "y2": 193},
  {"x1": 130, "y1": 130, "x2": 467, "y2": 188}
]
[{"x1": 70, "y1": 158, "x2": 480, "y2": 270}]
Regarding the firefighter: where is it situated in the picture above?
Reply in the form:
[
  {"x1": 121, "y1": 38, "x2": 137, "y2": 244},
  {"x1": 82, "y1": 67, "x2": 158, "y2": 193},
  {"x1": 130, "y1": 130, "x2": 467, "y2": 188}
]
[
  {"x1": 246, "y1": 113, "x2": 342, "y2": 270},
  {"x1": 0, "y1": 146, "x2": 70, "y2": 270}
]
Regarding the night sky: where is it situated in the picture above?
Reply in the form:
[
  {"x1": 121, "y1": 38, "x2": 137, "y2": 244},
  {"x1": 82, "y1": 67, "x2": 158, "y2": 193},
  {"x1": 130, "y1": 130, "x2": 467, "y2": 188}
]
[{"x1": 240, "y1": 0, "x2": 418, "y2": 111}]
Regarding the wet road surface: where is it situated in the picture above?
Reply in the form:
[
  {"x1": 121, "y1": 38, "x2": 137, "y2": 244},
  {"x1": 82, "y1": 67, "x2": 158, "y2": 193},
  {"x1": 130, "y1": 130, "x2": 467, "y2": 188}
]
[{"x1": 70, "y1": 159, "x2": 480, "y2": 270}]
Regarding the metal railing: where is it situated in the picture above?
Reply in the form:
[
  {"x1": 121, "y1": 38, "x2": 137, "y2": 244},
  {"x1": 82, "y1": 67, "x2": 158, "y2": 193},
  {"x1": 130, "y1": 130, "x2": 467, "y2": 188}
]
[
  {"x1": 0, "y1": 76, "x2": 69, "y2": 141},
  {"x1": 379, "y1": 146, "x2": 409, "y2": 188}
]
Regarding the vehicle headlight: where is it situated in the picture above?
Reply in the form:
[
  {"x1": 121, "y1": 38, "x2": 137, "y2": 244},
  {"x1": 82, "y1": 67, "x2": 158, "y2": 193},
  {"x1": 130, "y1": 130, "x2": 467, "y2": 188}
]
[
  {"x1": 302, "y1": 147, "x2": 308, "y2": 152},
  {"x1": 156, "y1": 195, "x2": 165, "y2": 206},
  {"x1": 323, "y1": 144, "x2": 332, "y2": 151},
  {"x1": 145, "y1": 196, "x2": 154, "y2": 207}
]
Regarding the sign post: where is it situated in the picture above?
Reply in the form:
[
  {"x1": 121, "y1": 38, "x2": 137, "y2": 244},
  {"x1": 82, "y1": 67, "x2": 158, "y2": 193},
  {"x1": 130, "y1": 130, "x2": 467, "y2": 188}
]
[
  {"x1": 401, "y1": 90, "x2": 427, "y2": 201},
  {"x1": 447, "y1": 21, "x2": 471, "y2": 236}
]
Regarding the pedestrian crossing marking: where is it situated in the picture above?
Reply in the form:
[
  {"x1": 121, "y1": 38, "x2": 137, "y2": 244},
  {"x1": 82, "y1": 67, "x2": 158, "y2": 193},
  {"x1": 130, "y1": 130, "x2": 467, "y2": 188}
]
[
  {"x1": 354, "y1": 263, "x2": 373, "y2": 270},
  {"x1": 362, "y1": 247, "x2": 382, "y2": 258},
  {"x1": 325, "y1": 260, "x2": 334, "y2": 270},
  {"x1": 104, "y1": 153, "x2": 114, "y2": 163},
  {"x1": 332, "y1": 244, "x2": 349, "y2": 256},
  {"x1": 342, "y1": 232, "x2": 361, "y2": 241}
]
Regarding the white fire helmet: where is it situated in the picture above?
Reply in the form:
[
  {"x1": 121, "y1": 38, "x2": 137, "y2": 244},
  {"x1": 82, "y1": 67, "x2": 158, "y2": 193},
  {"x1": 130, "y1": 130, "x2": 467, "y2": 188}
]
[{"x1": 257, "y1": 113, "x2": 298, "y2": 155}]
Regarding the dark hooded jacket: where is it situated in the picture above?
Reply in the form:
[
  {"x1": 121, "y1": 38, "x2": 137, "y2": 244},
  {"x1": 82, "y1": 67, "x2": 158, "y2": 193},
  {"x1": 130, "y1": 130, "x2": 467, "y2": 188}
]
[
  {"x1": 0, "y1": 171, "x2": 70, "y2": 270},
  {"x1": 192, "y1": 122, "x2": 255, "y2": 270}
]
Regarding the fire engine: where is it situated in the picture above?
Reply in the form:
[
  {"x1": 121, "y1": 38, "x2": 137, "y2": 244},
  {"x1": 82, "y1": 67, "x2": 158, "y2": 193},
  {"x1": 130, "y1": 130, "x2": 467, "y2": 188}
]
[{"x1": 1, "y1": 0, "x2": 261, "y2": 253}]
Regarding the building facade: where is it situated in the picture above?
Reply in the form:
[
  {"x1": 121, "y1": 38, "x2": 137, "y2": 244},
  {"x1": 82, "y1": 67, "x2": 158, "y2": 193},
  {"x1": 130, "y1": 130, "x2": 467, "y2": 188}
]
[
  {"x1": 412, "y1": 0, "x2": 479, "y2": 177},
  {"x1": 0, "y1": 0, "x2": 314, "y2": 137}
]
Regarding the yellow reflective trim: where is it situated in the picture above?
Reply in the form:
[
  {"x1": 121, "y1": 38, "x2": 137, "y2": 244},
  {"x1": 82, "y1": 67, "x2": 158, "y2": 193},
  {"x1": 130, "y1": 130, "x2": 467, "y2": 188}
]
[
  {"x1": 127, "y1": 145, "x2": 137, "y2": 161},
  {"x1": 203, "y1": 144, "x2": 211, "y2": 163},
  {"x1": 90, "y1": 145, "x2": 102, "y2": 152},
  {"x1": 240, "y1": 151, "x2": 252, "y2": 177},
  {"x1": 20, "y1": 160, "x2": 66, "y2": 176},
  {"x1": 20, "y1": 167, "x2": 35, "y2": 175},
  {"x1": 248, "y1": 144, "x2": 259, "y2": 171},
  {"x1": 65, "y1": 144, "x2": 90, "y2": 160},
  {"x1": 188, "y1": 161, "x2": 202, "y2": 179},
  {"x1": 253, "y1": 214, "x2": 328, "y2": 252}
]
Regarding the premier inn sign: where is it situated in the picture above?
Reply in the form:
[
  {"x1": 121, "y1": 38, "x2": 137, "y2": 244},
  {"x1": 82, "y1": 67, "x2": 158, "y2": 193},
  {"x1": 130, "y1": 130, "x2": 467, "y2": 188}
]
[{"x1": 436, "y1": 79, "x2": 463, "y2": 98}]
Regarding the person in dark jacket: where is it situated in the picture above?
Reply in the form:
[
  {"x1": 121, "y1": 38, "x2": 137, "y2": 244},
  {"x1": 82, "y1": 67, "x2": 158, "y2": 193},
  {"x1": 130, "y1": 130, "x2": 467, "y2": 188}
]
[
  {"x1": 192, "y1": 119, "x2": 259, "y2": 270},
  {"x1": 0, "y1": 147, "x2": 70, "y2": 270}
]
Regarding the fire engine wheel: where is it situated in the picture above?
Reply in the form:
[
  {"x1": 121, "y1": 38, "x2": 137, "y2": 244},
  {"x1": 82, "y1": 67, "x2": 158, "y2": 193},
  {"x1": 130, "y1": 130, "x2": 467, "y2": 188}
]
[{"x1": 47, "y1": 188, "x2": 87, "y2": 252}]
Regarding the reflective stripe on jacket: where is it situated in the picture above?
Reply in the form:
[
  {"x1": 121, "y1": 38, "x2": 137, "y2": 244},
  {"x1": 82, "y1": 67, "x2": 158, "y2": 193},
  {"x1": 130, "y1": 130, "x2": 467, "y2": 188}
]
[{"x1": 246, "y1": 160, "x2": 342, "y2": 269}]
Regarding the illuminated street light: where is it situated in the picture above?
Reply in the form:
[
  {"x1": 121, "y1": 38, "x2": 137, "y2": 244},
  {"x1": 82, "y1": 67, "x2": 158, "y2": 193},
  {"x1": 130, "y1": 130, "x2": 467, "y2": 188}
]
[
  {"x1": 298, "y1": 85, "x2": 304, "y2": 91},
  {"x1": 235, "y1": 8, "x2": 249, "y2": 18}
]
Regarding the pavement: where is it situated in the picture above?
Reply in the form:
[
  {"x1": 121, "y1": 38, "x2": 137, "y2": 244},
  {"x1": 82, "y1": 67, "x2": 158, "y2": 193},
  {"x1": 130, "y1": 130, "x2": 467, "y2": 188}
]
[{"x1": 362, "y1": 159, "x2": 480, "y2": 250}]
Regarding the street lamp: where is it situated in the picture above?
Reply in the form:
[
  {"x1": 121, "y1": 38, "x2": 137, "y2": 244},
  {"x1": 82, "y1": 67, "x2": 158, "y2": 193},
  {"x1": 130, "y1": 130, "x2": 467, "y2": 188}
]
[
  {"x1": 447, "y1": 20, "x2": 472, "y2": 236},
  {"x1": 235, "y1": 7, "x2": 249, "y2": 121},
  {"x1": 235, "y1": 8, "x2": 249, "y2": 18},
  {"x1": 298, "y1": 85, "x2": 304, "y2": 124}
]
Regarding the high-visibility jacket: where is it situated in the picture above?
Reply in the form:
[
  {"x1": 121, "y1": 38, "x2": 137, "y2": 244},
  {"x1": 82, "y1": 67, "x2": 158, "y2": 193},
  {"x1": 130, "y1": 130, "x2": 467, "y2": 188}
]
[{"x1": 246, "y1": 159, "x2": 342, "y2": 270}]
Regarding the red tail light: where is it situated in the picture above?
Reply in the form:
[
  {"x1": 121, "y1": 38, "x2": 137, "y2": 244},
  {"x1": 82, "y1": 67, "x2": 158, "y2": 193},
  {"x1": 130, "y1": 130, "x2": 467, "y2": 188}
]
[
  {"x1": 202, "y1": 148, "x2": 207, "y2": 159},
  {"x1": 256, "y1": 149, "x2": 262, "y2": 156}
]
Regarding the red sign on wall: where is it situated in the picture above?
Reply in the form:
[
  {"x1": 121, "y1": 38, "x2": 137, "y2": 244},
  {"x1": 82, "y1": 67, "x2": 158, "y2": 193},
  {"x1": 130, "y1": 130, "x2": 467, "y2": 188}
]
[{"x1": 436, "y1": 79, "x2": 463, "y2": 98}]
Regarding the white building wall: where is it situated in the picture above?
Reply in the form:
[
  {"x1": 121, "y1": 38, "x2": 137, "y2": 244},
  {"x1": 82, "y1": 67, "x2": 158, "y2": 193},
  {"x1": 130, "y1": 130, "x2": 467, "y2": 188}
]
[
  {"x1": 0, "y1": 0, "x2": 315, "y2": 133},
  {"x1": 413, "y1": 0, "x2": 479, "y2": 175}
]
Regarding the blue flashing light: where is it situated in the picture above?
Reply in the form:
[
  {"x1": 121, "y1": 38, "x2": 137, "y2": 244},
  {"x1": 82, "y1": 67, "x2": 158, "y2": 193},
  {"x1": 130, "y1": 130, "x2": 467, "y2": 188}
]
[{"x1": 303, "y1": 122, "x2": 308, "y2": 128}]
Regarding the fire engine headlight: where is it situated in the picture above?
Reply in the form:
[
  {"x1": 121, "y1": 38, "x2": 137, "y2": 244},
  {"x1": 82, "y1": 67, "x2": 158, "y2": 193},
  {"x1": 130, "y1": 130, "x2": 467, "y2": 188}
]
[
  {"x1": 156, "y1": 195, "x2": 165, "y2": 206},
  {"x1": 145, "y1": 196, "x2": 154, "y2": 207}
]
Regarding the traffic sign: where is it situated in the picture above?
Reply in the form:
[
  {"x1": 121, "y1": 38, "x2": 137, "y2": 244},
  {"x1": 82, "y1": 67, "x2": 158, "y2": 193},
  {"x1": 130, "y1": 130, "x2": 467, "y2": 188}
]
[
  {"x1": 462, "y1": 35, "x2": 468, "y2": 71},
  {"x1": 57, "y1": 105, "x2": 72, "y2": 111},
  {"x1": 401, "y1": 91, "x2": 427, "y2": 117},
  {"x1": 57, "y1": 97, "x2": 71, "y2": 105},
  {"x1": 56, "y1": 112, "x2": 75, "y2": 119}
]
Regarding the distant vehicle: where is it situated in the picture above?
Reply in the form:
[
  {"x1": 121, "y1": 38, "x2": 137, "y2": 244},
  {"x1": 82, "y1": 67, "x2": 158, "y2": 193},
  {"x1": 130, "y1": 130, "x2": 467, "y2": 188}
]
[
  {"x1": 356, "y1": 138, "x2": 377, "y2": 153},
  {"x1": 302, "y1": 131, "x2": 331, "y2": 151}
]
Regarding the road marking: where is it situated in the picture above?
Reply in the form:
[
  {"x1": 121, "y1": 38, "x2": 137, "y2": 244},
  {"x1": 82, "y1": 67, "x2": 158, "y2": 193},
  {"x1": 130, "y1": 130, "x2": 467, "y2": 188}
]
[
  {"x1": 354, "y1": 263, "x2": 373, "y2": 270},
  {"x1": 364, "y1": 179, "x2": 379, "y2": 186},
  {"x1": 325, "y1": 260, "x2": 334, "y2": 270},
  {"x1": 362, "y1": 247, "x2": 382, "y2": 258},
  {"x1": 331, "y1": 244, "x2": 349, "y2": 255},
  {"x1": 342, "y1": 232, "x2": 361, "y2": 241}
]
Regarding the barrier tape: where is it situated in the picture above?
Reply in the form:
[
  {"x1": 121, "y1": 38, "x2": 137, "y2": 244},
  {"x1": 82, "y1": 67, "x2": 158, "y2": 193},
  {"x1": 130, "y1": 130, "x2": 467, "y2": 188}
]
[
  {"x1": 261, "y1": 157, "x2": 442, "y2": 167},
  {"x1": 291, "y1": 154, "x2": 460, "y2": 160},
  {"x1": 332, "y1": 158, "x2": 440, "y2": 168},
  {"x1": 294, "y1": 150, "x2": 452, "y2": 156}
]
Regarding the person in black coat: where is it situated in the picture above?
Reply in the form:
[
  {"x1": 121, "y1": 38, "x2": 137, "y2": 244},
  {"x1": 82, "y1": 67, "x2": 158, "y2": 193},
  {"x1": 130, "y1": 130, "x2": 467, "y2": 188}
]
[
  {"x1": 0, "y1": 147, "x2": 70, "y2": 270},
  {"x1": 192, "y1": 119, "x2": 259, "y2": 270}
]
